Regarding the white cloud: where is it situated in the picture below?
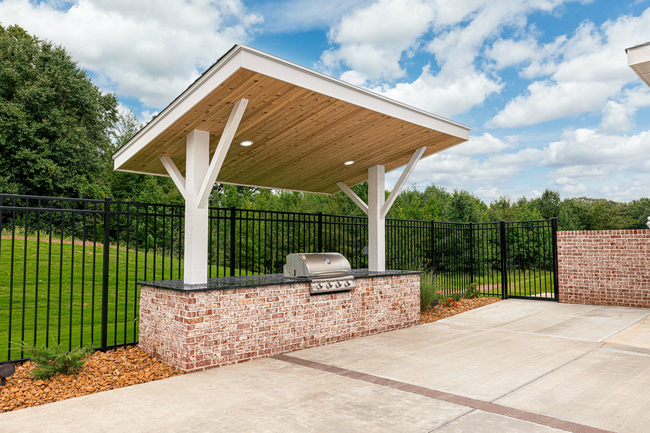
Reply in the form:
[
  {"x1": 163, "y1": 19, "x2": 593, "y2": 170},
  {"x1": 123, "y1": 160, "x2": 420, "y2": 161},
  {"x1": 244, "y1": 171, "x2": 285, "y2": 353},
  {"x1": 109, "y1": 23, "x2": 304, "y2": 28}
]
[
  {"x1": 386, "y1": 125, "x2": 650, "y2": 202},
  {"x1": 0, "y1": 0, "x2": 262, "y2": 108},
  {"x1": 563, "y1": 183, "x2": 588, "y2": 194},
  {"x1": 445, "y1": 133, "x2": 518, "y2": 156},
  {"x1": 600, "y1": 101, "x2": 636, "y2": 132},
  {"x1": 599, "y1": 86, "x2": 650, "y2": 132},
  {"x1": 370, "y1": 66, "x2": 503, "y2": 118},
  {"x1": 474, "y1": 186, "x2": 504, "y2": 202},
  {"x1": 323, "y1": 0, "x2": 588, "y2": 118},
  {"x1": 322, "y1": 0, "x2": 436, "y2": 82},
  {"x1": 488, "y1": 9, "x2": 650, "y2": 128},
  {"x1": 488, "y1": 80, "x2": 621, "y2": 128}
]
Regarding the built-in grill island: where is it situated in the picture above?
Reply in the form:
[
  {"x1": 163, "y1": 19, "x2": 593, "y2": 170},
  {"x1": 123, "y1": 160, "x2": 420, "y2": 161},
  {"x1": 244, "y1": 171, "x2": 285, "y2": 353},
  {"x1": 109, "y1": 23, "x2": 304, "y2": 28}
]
[
  {"x1": 138, "y1": 258, "x2": 421, "y2": 372},
  {"x1": 283, "y1": 253, "x2": 355, "y2": 294}
]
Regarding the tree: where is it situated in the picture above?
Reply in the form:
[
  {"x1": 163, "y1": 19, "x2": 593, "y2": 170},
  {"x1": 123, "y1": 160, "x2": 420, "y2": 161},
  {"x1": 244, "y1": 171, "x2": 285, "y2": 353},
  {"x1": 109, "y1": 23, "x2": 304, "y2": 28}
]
[
  {"x1": 0, "y1": 24, "x2": 118, "y2": 198},
  {"x1": 532, "y1": 189, "x2": 561, "y2": 219},
  {"x1": 628, "y1": 198, "x2": 650, "y2": 229},
  {"x1": 443, "y1": 190, "x2": 486, "y2": 222}
]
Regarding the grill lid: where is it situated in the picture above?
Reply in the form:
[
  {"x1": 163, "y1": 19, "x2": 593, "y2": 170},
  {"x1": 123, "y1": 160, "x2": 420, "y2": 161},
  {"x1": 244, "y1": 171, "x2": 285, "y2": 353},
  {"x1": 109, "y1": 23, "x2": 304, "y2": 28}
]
[{"x1": 283, "y1": 253, "x2": 352, "y2": 279}]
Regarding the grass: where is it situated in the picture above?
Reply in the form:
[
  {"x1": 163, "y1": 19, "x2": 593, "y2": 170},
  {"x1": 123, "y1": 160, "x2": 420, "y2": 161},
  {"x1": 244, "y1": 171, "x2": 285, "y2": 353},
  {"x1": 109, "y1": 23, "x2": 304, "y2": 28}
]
[
  {"x1": 434, "y1": 270, "x2": 556, "y2": 298},
  {"x1": 0, "y1": 237, "x2": 246, "y2": 362}
]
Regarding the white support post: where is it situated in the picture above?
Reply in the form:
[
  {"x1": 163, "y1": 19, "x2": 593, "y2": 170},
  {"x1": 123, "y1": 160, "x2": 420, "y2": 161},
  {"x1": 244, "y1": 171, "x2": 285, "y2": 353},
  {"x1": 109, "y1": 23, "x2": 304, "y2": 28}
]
[
  {"x1": 381, "y1": 147, "x2": 426, "y2": 219},
  {"x1": 339, "y1": 148, "x2": 425, "y2": 272},
  {"x1": 337, "y1": 182, "x2": 368, "y2": 215},
  {"x1": 183, "y1": 130, "x2": 211, "y2": 285},
  {"x1": 162, "y1": 99, "x2": 248, "y2": 286},
  {"x1": 368, "y1": 165, "x2": 386, "y2": 272}
]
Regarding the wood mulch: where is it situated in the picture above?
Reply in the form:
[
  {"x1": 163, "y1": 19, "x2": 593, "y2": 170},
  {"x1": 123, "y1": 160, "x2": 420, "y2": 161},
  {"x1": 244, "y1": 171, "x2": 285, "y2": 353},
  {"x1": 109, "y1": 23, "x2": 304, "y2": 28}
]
[
  {"x1": 0, "y1": 346, "x2": 184, "y2": 413},
  {"x1": 420, "y1": 297, "x2": 502, "y2": 324}
]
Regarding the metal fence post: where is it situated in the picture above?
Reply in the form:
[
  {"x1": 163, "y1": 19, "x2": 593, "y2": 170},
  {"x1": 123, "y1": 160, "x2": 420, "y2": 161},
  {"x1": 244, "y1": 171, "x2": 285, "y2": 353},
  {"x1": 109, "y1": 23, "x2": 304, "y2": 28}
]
[
  {"x1": 318, "y1": 212, "x2": 323, "y2": 252},
  {"x1": 551, "y1": 217, "x2": 559, "y2": 300},
  {"x1": 101, "y1": 197, "x2": 111, "y2": 351},
  {"x1": 430, "y1": 220, "x2": 435, "y2": 271},
  {"x1": 469, "y1": 222, "x2": 474, "y2": 284},
  {"x1": 499, "y1": 220, "x2": 508, "y2": 300},
  {"x1": 230, "y1": 206, "x2": 236, "y2": 277}
]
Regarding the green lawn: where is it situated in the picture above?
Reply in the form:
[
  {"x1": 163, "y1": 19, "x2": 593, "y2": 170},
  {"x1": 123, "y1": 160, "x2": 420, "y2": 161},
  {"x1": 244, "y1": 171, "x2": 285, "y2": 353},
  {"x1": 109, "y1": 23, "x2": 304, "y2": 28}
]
[
  {"x1": 0, "y1": 237, "x2": 245, "y2": 362},
  {"x1": 436, "y1": 270, "x2": 556, "y2": 298}
]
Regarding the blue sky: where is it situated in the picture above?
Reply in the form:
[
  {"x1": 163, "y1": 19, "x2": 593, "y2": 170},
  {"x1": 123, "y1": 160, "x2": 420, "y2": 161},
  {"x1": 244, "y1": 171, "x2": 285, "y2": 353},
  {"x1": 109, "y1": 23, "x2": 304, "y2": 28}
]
[{"x1": 2, "y1": 0, "x2": 650, "y2": 203}]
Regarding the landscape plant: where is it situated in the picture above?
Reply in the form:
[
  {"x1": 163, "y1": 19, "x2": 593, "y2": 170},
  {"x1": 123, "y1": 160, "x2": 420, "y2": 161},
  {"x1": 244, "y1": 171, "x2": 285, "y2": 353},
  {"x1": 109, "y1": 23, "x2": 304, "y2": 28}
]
[
  {"x1": 20, "y1": 340, "x2": 93, "y2": 380},
  {"x1": 440, "y1": 297, "x2": 458, "y2": 308},
  {"x1": 464, "y1": 282, "x2": 481, "y2": 299}
]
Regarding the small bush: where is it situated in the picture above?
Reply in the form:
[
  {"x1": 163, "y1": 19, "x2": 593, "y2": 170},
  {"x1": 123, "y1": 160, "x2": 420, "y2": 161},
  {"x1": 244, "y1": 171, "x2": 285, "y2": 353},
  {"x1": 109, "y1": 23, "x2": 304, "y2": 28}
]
[
  {"x1": 464, "y1": 282, "x2": 481, "y2": 299},
  {"x1": 440, "y1": 297, "x2": 458, "y2": 308},
  {"x1": 20, "y1": 341, "x2": 93, "y2": 380}
]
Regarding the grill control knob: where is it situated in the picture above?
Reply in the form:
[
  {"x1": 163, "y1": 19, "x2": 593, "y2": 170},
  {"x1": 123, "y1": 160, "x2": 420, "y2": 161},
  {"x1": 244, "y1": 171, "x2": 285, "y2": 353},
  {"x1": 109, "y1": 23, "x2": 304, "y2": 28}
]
[
  {"x1": 326, "y1": 282, "x2": 332, "y2": 289},
  {"x1": 344, "y1": 281, "x2": 350, "y2": 287},
  {"x1": 335, "y1": 282, "x2": 342, "y2": 288}
]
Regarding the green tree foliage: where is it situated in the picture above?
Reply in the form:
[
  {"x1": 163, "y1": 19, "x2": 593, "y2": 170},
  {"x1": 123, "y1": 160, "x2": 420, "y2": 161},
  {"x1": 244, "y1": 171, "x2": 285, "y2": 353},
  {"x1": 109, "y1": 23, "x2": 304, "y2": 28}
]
[
  {"x1": 628, "y1": 198, "x2": 650, "y2": 229},
  {"x1": 0, "y1": 25, "x2": 118, "y2": 198},
  {"x1": 443, "y1": 190, "x2": 487, "y2": 222},
  {"x1": 107, "y1": 109, "x2": 183, "y2": 204},
  {"x1": 531, "y1": 189, "x2": 561, "y2": 219}
]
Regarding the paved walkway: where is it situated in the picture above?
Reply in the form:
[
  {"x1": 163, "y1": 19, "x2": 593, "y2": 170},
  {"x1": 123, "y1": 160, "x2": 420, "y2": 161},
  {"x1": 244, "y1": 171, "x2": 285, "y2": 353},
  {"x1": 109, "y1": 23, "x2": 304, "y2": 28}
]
[{"x1": 2, "y1": 300, "x2": 650, "y2": 432}]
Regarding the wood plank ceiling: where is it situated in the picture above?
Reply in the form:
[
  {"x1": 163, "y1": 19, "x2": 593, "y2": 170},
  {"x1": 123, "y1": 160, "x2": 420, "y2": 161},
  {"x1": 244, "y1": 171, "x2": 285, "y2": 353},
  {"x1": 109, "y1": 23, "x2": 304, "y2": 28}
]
[{"x1": 120, "y1": 68, "x2": 466, "y2": 194}]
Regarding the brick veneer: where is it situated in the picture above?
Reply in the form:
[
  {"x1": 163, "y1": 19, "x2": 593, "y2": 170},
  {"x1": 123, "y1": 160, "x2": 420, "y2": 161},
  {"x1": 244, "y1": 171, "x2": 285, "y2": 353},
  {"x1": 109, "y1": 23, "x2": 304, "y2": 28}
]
[
  {"x1": 138, "y1": 275, "x2": 420, "y2": 372},
  {"x1": 558, "y1": 230, "x2": 650, "y2": 308}
]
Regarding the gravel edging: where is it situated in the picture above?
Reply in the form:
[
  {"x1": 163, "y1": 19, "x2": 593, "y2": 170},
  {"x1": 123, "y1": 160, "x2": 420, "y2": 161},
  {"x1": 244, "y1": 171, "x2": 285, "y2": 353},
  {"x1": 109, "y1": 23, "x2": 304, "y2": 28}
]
[
  {"x1": 0, "y1": 346, "x2": 184, "y2": 413},
  {"x1": 420, "y1": 297, "x2": 501, "y2": 324}
]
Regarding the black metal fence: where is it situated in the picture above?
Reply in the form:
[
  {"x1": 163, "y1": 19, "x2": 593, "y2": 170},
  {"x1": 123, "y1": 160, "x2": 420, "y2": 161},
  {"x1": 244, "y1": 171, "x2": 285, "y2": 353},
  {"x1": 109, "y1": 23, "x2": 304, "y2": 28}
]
[
  {"x1": 431, "y1": 219, "x2": 559, "y2": 300},
  {"x1": 0, "y1": 193, "x2": 558, "y2": 364}
]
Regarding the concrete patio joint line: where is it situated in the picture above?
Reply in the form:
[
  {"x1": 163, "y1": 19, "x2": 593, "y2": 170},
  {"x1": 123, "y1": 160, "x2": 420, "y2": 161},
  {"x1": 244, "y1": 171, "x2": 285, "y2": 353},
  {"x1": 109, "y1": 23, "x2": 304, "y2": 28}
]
[
  {"x1": 491, "y1": 344, "x2": 603, "y2": 403},
  {"x1": 273, "y1": 354, "x2": 614, "y2": 433}
]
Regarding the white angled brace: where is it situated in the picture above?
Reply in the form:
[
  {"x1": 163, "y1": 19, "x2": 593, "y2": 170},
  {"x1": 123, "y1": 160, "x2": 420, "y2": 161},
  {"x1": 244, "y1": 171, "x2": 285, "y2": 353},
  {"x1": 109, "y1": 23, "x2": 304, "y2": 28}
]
[
  {"x1": 337, "y1": 182, "x2": 369, "y2": 215},
  {"x1": 160, "y1": 156, "x2": 186, "y2": 200},
  {"x1": 197, "y1": 98, "x2": 249, "y2": 208},
  {"x1": 380, "y1": 147, "x2": 426, "y2": 219}
]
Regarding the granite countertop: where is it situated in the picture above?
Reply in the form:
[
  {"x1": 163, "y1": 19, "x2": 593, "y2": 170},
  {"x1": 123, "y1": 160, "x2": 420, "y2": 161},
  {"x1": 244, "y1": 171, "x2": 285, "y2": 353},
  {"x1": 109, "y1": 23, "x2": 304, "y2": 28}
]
[{"x1": 138, "y1": 269, "x2": 422, "y2": 292}]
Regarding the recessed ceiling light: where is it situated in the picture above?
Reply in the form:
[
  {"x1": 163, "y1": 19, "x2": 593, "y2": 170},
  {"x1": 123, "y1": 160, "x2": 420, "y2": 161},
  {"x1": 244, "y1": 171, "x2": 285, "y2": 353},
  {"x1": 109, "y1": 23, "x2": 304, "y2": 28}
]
[
  {"x1": 344, "y1": 161, "x2": 355, "y2": 165},
  {"x1": 240, "y1": 140, "x2": 254, "y2": 147}
]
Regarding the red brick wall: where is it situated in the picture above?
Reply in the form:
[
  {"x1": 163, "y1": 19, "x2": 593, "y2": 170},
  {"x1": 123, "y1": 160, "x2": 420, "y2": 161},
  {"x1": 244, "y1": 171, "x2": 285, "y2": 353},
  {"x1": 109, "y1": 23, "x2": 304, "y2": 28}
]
[
  {"x1": 139, "y1": 275, "x2": 420, "y2": 372},
  {"x1": 558, "y1": 230, "x2": 650, "y2": 308}
]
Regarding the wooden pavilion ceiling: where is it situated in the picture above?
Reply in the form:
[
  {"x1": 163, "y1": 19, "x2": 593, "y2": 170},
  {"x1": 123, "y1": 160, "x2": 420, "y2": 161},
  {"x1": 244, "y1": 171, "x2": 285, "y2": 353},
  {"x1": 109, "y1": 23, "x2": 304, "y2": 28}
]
[{"x1": 118, "y1": 68, "x2": 466, "y2": 194}]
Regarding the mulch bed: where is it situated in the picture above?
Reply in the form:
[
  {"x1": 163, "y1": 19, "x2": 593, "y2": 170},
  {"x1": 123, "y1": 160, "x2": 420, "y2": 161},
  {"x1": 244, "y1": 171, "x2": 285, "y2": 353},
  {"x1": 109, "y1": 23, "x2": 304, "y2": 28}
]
[
  {"x1": 420, "y1": 297, "x2": 501, "y2": 324},
  {"x1": 0, "y1": 346, "x2": 183, "y2": 413}
]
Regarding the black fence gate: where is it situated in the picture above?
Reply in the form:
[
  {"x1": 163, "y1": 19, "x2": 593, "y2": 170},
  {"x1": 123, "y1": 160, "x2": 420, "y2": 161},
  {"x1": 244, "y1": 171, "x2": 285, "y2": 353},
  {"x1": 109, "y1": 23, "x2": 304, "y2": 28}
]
[{"x1": 431, "y1": 218, "x2": 559, "y2": 301}]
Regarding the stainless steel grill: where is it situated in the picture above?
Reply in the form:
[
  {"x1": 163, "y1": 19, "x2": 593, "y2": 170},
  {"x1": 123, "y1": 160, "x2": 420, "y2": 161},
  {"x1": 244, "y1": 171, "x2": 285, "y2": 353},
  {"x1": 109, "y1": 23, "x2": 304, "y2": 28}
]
[{"x1": 283, "y1": 253, "x2": 355, "y2": 294}]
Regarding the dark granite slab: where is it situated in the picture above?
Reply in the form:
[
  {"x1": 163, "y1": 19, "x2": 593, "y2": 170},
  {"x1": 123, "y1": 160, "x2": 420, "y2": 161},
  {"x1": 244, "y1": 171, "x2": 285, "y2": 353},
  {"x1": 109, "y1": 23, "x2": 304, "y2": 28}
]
[{"x1": 138, "y1": 269, "x2": 422, "y2": 292}]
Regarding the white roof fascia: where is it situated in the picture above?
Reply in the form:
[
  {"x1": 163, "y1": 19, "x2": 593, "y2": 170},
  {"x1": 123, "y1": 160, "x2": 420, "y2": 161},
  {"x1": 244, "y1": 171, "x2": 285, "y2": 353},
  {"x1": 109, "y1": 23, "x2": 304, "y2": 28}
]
[
  {"x1": 627, "y1": 43, "x2": 650, "y2": 88},
  {"x1": 113, "y1": 45, "x2": 470, "y2": 171}
]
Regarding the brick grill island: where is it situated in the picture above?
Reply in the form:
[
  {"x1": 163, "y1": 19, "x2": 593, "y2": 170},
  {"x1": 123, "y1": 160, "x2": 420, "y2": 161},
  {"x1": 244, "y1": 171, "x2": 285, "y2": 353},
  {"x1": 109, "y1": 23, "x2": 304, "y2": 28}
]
[{"x1": 138, "y1": 270, "x2": 421, "y2": 372}]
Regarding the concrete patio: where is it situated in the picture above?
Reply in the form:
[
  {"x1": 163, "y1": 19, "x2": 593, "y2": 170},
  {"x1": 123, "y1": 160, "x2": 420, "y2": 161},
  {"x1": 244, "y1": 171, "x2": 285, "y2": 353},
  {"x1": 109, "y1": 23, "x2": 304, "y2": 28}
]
[{"x1": 1, "y1": 299, "x2": 649, "y2": 433}]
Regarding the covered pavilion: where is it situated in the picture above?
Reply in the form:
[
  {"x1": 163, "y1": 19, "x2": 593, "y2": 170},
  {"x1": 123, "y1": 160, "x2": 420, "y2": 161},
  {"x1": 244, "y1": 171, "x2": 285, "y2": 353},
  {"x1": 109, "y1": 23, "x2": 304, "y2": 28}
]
[{"x1": 113, "y1": 45, "x2": 470, "y2": 285}]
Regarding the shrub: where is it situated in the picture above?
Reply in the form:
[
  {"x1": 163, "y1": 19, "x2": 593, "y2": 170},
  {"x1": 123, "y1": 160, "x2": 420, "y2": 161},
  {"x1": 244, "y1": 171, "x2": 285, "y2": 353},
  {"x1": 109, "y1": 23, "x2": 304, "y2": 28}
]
[
  {"x1": 20, "y1": 341, "x2": 93, "y2": 380},
  {"x1": 464, "y1": 282, "x2": 481, "y2": 299},
  {"x1": 440, "y1": 297, "x2": 458, "y2": 307}
]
